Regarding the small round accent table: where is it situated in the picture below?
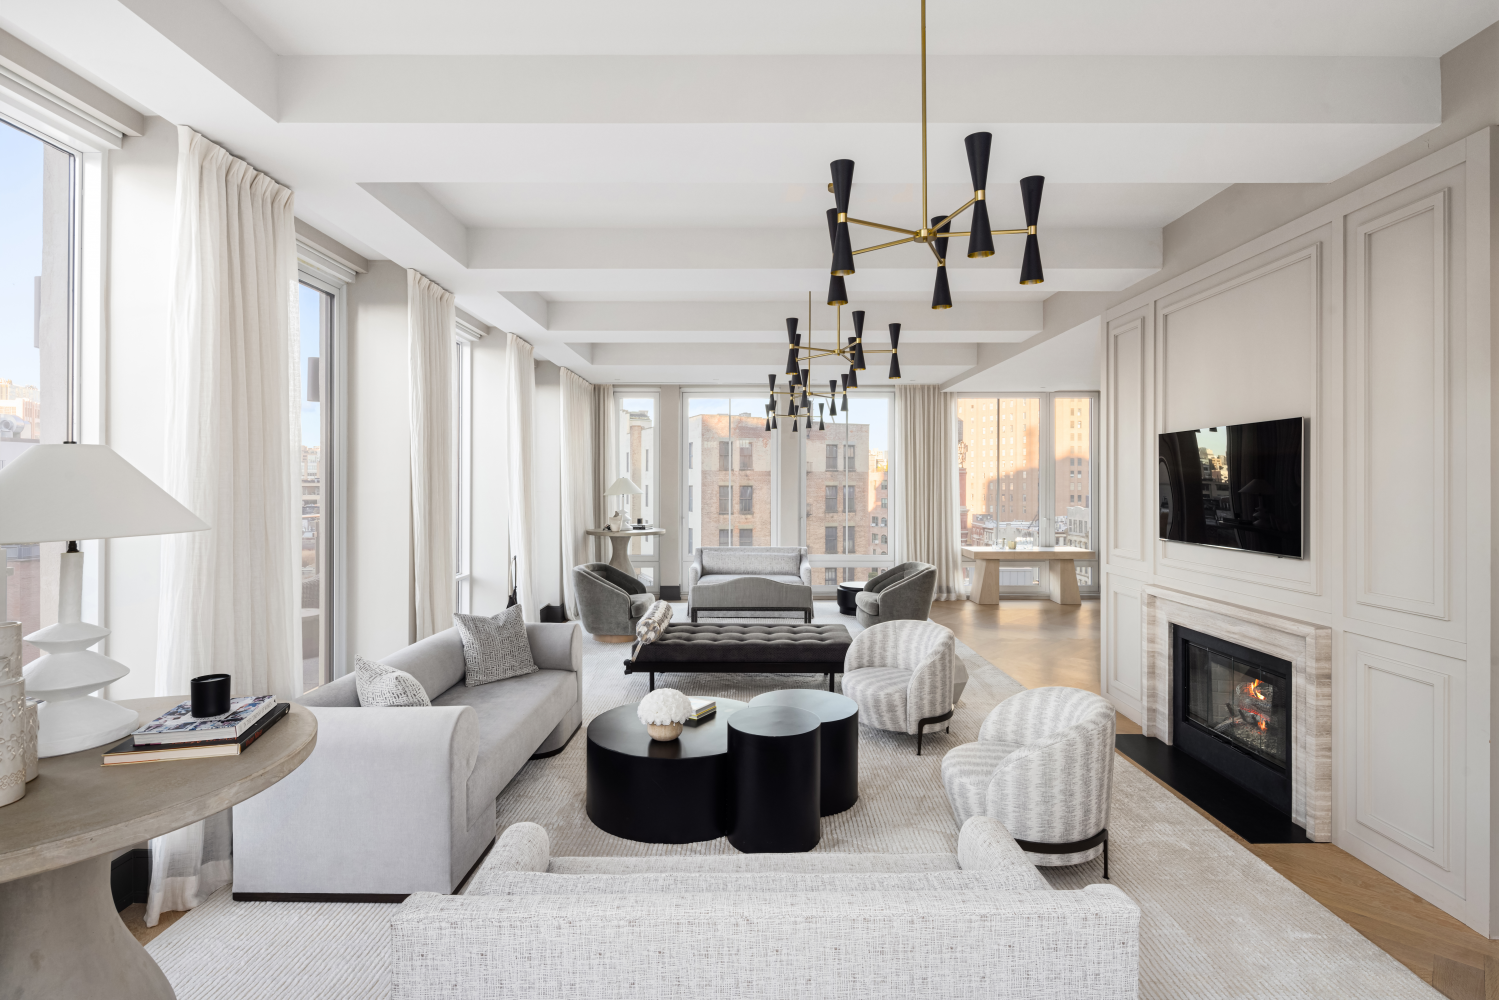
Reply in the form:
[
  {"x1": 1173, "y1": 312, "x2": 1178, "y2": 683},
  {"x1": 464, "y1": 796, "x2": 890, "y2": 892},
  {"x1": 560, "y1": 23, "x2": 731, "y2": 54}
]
[
  {"x1": 727, "y1": 705, "x2": 821, "y2": 853},
  {"x1": 586, "y1": 699, "x2": 747, "y2": 843},
  {"x1": 0, "y1": 697, "x2": 317, "y2": 1000},
  {"x1": 748, "y1": 689, "x2": 858, "y2": 816},
  {"x1": 836, "y1": 581, "x2": 864, "y2": 617}
]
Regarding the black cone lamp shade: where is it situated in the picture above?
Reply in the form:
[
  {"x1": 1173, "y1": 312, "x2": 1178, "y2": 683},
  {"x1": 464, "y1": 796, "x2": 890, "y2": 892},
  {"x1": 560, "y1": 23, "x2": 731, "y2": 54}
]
[
  {"x1": 931, "y1": 215, "x2": 953, "y2": 310},
  {"x1": 1019, "y1": 175, "x2": 1045, "y2": 285},
  {"x1": 818, "y1": 403, "x2": 826, "y2": 431},
  {"x1": 827, "y1": 275, "x2": 848, "y2": 307},
  {"x1": 851, "y1": 334, "x2": 866, "y2": 371},
  {"x1": 785, "y1": 317, "x2": 798, "y2": 344},
  {"x1": 964, "y1": 132, "x2": 995, "y2": 259},
  {"x1": 851, "y1": 309, "x2": 865, "y2": 369},
  {"x1": 888, "y1": 322, "x2": 902, "y2": 379},
  {"x1": 847, "y1": 362, "x2": 859, "y2": 388},
  {"x1": 828, "y1": 380, "x2": 839, "y2": 414},
  {"x1": 829, "y1": 160, "x2": 855, "y2": 276},
  {"x1": 841, "y1": 372, "x2": 849, "y2": 407},
  {"x1": 767, "y1": 373, "x2": 777, "y2": 394}
]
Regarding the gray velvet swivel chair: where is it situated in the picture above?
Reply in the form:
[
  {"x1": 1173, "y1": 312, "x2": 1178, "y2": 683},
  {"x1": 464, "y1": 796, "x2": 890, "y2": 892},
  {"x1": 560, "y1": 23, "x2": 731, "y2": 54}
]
[
  {"x1": 855, "y1": 561, "x2": 937, "y2": 628},
  {"x1": 573, "y1": 563, "x2": 654, "y2": 642}
]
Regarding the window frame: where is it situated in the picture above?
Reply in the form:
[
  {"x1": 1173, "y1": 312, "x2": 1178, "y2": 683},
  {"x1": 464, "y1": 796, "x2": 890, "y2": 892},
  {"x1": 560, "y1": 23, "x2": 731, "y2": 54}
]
[
  {"x1": 679, "y1": 387, "x2": 782, "y2": 583},
  {"x1": 954, "y1": 390, "x2": 1099, "y2": 598},
  {"x1": 798, "y1": 388, "x2": 896, "y2": 592},
  {"x1": 293, "y1": 260, "x2": 351, "y2": 680}
]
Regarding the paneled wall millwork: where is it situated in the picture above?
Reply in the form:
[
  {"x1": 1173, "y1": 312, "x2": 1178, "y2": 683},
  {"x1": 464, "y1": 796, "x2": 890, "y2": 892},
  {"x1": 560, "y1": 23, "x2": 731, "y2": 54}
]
[{"x1": 1100, "y1": 130, "x2": 1492, "y2": 935}]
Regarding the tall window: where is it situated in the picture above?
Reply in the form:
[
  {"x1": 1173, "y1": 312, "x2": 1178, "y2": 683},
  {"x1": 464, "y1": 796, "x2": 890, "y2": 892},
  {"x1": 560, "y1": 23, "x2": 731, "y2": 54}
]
[
  {"x1": 296, "y1": 282, "x2": 333, "y2": 690},
  {"x1": 0, "y1": 119, "x2": 74, "y2": 666},
  {"x1": 804, "y1": 392, "x2": 893, "y2": 585},
  {"x1": 684, "y1": 394, "x2": 777, "y2": 581},
  {"x1": 615, "y1": 393, "x2": 658, "y2": 588},
  {"x1": 955, "y1": 392, "x2": 1098, "y2": 595},
  {"x1": 453, "y1": 331, "x2": 474, "y2": 617}
]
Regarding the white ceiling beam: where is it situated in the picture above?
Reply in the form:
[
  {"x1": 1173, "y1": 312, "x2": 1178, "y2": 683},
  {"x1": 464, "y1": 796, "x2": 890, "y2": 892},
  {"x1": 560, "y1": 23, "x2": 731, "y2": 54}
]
[
  {"x1": 489, "y1": 292, "x2": 549, "y2": 336},
  {"x1": 466, "y1": 226, "x2": 1160, "y2": 271},
  {"x1": 278, "y1": 54, "x2": 1437, "y2": 126},
  {"x1": 358, "y1": 182, "x2": 468, "y2": 266}
]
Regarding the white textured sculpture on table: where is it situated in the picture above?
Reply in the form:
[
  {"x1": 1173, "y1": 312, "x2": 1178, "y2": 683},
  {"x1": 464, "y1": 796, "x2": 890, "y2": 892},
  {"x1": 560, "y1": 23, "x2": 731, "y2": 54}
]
[{"x1": 637, "y1": 688, "x2": 692, "y2": 741}]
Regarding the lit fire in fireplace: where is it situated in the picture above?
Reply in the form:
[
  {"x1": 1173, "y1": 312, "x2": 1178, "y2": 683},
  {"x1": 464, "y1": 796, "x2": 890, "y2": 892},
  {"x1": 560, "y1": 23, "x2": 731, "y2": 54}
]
[{"x1": 1236, "y1": 678, "x2": 1271, "y2": 731}]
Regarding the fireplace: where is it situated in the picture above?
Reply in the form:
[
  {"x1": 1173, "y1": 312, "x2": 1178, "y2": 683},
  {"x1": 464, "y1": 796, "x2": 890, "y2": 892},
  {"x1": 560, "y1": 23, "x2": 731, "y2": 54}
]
[{"x1": 1171, "y1": 625, "x2": 1292, "y2": 816}]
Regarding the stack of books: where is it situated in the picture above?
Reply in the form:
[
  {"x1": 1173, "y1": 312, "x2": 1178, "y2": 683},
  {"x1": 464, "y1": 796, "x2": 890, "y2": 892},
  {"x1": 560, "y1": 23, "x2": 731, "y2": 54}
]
[
  {"x1": 684, "y1": 697, "x2": 716, "y2": 726},
  {"x1": 102, "y1": 695, "x2": 288, "y2": 765}
]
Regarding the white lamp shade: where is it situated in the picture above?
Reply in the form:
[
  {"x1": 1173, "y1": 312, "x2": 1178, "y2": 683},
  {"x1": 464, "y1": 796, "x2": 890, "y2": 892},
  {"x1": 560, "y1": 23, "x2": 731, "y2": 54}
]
[
  {"x1": 0, "y1": 443, "x2": 209, "y2": 544},
  {"x1": 604, "y1": 476, "x2": 644, "y2": 497}
]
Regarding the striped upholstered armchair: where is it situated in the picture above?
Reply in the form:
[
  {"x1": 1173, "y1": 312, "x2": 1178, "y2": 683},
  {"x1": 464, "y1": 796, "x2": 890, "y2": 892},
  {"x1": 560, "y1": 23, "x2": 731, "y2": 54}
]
[
  {"x1": 940, "y1": 686, "x2": 1116, "y2": 877},
  {"x1": 840, "y1": 619, "x2": 956, "y2": 755}
]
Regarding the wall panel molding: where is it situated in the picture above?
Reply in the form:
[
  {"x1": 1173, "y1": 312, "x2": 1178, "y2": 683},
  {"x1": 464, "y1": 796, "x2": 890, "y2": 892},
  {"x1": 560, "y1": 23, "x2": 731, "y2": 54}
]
[
  {"x1": 1106, "y1": 310, "x2": 1150, "y2": 569},
  {"x1": 1351, "y1": 190, "x2": 1450, "y2": 621}
]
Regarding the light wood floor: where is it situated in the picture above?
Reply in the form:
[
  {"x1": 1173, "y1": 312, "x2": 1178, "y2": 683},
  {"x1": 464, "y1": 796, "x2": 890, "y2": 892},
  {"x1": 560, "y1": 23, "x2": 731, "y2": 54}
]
[{"x1": 931, "y1": 597, "x2": 1493, "y2": 1000}]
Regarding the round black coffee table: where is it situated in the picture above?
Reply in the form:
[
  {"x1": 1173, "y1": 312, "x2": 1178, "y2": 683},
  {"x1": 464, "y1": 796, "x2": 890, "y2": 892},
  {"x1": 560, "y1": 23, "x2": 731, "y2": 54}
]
[
  {"x1": 836, "y1": 581, "x2": 864, "y2": 616},
  {"x1": 727, "y1": 705, "x2": 821, "y2": 853},
  {"x1": 586, "y1": 699, "x2": 747, "y2": 844},
  {"x1": 748, "y1": 689, "x2": 858, "y2": 816}
]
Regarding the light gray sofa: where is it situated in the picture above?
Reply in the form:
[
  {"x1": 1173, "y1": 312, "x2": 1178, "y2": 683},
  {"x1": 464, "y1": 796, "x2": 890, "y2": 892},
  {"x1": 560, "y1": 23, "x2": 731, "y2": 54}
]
[
  {"x1": 390, "y1": 817, "x2": 1141, "y2": 1000},
  {"x1": 687, "y1": 545, "x2": 813, "y2": 622},
  {"x1": 855, "y1": 560, "x2": 938, "y2": 627},
  {"x1": 232, "y1": 622, "x2": 582, "y2": 899},
  {"x1": 573, "y1": 562, "x2": 653, "y2": 641}
]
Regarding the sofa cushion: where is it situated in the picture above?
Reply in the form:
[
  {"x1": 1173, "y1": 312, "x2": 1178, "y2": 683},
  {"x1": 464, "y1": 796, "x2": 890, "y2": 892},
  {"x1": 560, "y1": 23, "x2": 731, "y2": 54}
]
[
  {"x1": 695, "y1": 574, "x2": 804, "y2": 588},
  {"x1": 854, "y1": 590, "x2": 881, "y2": 614},
  {"x1": 470, "y1": 870, "x2": 1050, "y2": 897},
  {"x1": 841, "y1": 666, "x2": 911, "y2": 733},
  {"x1": 354, "y1": 654, "x2": 432, "y2": 708},
  {"x1": 382, "y1": 627, "x2": 467, "y2": 700},
  {"x1": 547, "y1": 853, "x2": 959, "y2": 874},
  {"x1": 455, "y1": 605, "x2": 537, "y2": 687},
  {"x1": 628, "y1": 593, "x2": 655, "y2": 618},
  {"x1": 434, "y1": 668, "x2": 577, "y2": 827},
  {"x1": 941, "y1": 740, "x2": 1021, "y2": 828},
  {"x1": 699, "y1": 547, "x2": 802, "y2": 577}
]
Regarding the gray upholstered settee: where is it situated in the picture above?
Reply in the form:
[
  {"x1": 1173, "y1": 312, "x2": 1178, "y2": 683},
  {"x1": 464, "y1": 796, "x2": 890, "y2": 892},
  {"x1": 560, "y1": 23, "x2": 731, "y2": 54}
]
[
  {"x1": 687, "y1": 546, "x2": 813, "y2": 622},
  {"x1": 389, "y1": 817, "x2": 1141, "y2": 1000},
  {"x1": 855, "y1": 560, "x2": 937, "y2": 627},
  {"x1": 232, "y1": 622, "x2": 581, "y2": 898},
  {"x1": 573, "y1": 562, "x2": 654, "y2": 641}
]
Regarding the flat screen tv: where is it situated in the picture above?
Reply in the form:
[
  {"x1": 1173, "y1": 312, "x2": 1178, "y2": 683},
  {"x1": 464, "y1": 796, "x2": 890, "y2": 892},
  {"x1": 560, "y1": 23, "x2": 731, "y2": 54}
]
[{"x1": 1158, "y1": 417, "x2": 1305, "y2": 558}]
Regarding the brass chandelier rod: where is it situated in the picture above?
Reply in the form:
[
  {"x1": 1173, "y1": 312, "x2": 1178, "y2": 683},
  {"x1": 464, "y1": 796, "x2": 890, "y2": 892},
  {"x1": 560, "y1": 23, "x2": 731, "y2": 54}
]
[{"x1": 822, "y1": 0, "x2": 1047, "y2": 311}]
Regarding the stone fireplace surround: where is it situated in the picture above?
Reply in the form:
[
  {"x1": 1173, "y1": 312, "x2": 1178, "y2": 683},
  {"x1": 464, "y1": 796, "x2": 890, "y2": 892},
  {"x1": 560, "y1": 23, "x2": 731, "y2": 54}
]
[{"x1": 1140, "y1": 586, "x2": 1333, "y2": 841}]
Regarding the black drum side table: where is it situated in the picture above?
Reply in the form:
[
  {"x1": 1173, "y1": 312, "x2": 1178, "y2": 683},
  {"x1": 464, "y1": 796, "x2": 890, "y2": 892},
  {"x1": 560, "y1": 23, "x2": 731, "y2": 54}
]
[
  {"x1": 748, "y1": 689, "x2": 858, "y2": 816},
  {"x1": 835, "y1": 581, "x2": 864, "y2": 617},
  {"x1": 727, "y1": 705, "x2": 821, "y2": 853},
  {"x1": 586, "y1": 699, "x2": 748, "y2": 844}
]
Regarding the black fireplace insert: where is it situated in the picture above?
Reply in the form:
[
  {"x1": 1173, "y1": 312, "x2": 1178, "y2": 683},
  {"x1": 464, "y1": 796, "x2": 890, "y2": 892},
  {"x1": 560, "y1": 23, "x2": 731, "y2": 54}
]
[{"x1": 1172, "y1": 624, "x2": 1292, "y2": 816}]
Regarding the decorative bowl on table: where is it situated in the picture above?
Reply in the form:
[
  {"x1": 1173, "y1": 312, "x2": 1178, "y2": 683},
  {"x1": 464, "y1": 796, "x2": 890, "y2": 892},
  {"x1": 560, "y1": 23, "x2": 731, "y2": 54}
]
[{"x1": 637, "y1": 689, "x2": 692, "y2": 741}]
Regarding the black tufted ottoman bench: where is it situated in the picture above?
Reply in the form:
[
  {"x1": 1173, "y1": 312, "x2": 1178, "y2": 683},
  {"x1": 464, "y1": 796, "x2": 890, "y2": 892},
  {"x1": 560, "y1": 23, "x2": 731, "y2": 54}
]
[{"x1": 623, "y1": 623, "x2": 853, "y2": 691}]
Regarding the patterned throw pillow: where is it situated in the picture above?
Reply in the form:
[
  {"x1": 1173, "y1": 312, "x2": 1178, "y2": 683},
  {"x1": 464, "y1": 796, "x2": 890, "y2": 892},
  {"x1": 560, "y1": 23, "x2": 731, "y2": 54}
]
[
  {"x1": 635, "y1": 600, "x2": 675, "y2": 644},
  {"x1": 354, "y1": 654, "x2": 432, "y2": 707},
  {"x1": 454, "y1": 605, "x2": 537, "y2": 686}
]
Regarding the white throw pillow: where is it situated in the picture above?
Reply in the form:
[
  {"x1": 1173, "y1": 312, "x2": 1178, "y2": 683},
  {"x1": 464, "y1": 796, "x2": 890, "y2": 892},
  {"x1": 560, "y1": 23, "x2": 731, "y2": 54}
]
[
  {"x1": 454, "y1": 605, "x2": 537, "y2": 686},
  {"x1": 354, "y1": 654, "x2": 432, "y2": 707}
]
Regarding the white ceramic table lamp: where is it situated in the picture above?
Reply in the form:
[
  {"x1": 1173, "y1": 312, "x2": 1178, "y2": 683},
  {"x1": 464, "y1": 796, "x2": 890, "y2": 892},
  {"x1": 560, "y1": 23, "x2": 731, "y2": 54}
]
[
  {"x1": 603, "y1": 475, "x2": 644, "y2": 530},
  {"x1": 0, "y1": 443, "x2": 208, "y2": 755}
]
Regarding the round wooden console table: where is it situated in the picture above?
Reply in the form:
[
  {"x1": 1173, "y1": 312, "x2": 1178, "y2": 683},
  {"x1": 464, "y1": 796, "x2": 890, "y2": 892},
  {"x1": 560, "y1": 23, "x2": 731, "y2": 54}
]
[{"x1": 0, "y1": 697, "x2": 317, "y2": 999}]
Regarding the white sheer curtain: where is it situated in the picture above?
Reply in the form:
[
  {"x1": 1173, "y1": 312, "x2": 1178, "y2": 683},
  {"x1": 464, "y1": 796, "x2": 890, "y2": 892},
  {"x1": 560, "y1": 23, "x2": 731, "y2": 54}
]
[
  {"x1": 558, "y1": 368, "x2": 594, "y2": 618},
  {"x1": 895, "y1": 385, "x2": 964, "y2": 601},
  {"x1": 590, "y1": 381, "x2": 614, "y2": 562},
  {"x1": 149, "y1": 125, "x2": 300, "y2": 925},
  {"x1": 505, "y1": 333, "x2": 537, "y2": 620},
  {"x1": 408, "y1": 269, "x2": 455, "y2": 639}
]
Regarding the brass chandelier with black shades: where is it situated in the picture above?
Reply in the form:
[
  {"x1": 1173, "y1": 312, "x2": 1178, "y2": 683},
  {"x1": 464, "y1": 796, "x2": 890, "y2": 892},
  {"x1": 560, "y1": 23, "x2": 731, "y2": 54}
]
[
  {"x1": 825, "y1": 0, "x2": 1045, "y2": 310},
  {"x1": 764, "y1": 294, "x2": 902, "y2": 433}
]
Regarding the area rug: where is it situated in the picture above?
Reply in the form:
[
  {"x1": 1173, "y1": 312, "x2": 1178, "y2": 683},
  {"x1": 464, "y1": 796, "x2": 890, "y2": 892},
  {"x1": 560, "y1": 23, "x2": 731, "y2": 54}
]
[{"x1": 146, "y1": 602, "x2": 1439, "y2": 999}]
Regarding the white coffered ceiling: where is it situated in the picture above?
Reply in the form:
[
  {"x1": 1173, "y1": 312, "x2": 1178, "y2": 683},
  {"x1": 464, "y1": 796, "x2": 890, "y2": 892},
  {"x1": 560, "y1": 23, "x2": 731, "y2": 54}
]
[{"x1": 0, "y1": 0, "x2": 1485, "y2": 385}]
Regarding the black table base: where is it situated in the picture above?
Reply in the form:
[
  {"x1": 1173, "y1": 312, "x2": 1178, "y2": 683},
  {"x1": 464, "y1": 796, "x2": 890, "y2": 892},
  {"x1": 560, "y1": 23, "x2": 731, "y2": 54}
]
[
  {"x1": 727, "y1": 706, "x2": 821, "y2": 853},
  {"x1": 748, "y1": 689, "x2": 858, "y2": 816}
]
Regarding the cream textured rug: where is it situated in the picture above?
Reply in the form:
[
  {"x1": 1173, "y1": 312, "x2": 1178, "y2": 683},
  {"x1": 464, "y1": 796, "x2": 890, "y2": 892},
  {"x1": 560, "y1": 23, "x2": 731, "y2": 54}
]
[{"x1": 146, "y1": 603, "x2": 1439, "y2": 999}]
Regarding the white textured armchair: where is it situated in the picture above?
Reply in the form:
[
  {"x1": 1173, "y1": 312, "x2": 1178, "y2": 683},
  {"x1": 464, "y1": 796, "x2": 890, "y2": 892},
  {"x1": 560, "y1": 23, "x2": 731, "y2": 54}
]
[
  {"x1": 840, "y1": 619, "x2": 956, "y2": 755},
  {"x1": 941, "y1": 686, "x2": 1116, "y2": 876}
]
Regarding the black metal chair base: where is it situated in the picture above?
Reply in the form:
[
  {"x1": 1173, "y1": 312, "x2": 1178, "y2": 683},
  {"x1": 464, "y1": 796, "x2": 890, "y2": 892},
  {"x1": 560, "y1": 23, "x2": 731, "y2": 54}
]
[
  {"x1": 915, "y1": 709, "x2": 954, "y2": 756},
  {"x1": 1013, "y1": 828, "x2": 1109, "y2": 880}
]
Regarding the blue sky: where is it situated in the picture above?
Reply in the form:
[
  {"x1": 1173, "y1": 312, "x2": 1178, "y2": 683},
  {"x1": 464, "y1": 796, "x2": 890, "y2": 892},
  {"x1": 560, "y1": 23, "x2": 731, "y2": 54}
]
[{"x1": 0, "y1": 122, "x2": 42, "y2": 389}]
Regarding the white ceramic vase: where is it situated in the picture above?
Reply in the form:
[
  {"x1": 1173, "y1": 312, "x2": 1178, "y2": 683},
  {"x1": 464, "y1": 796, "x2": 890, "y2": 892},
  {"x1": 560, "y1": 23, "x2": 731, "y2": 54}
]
[
  {"x1": 647, "y1": 722, "x2": 683, "y2": 741},
  {"x1": 0, "y1": 677, "x2": 27, "y2": 806},
  {"x1": 23, "y1": 698, "x2": 38, "y2": 782}
]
